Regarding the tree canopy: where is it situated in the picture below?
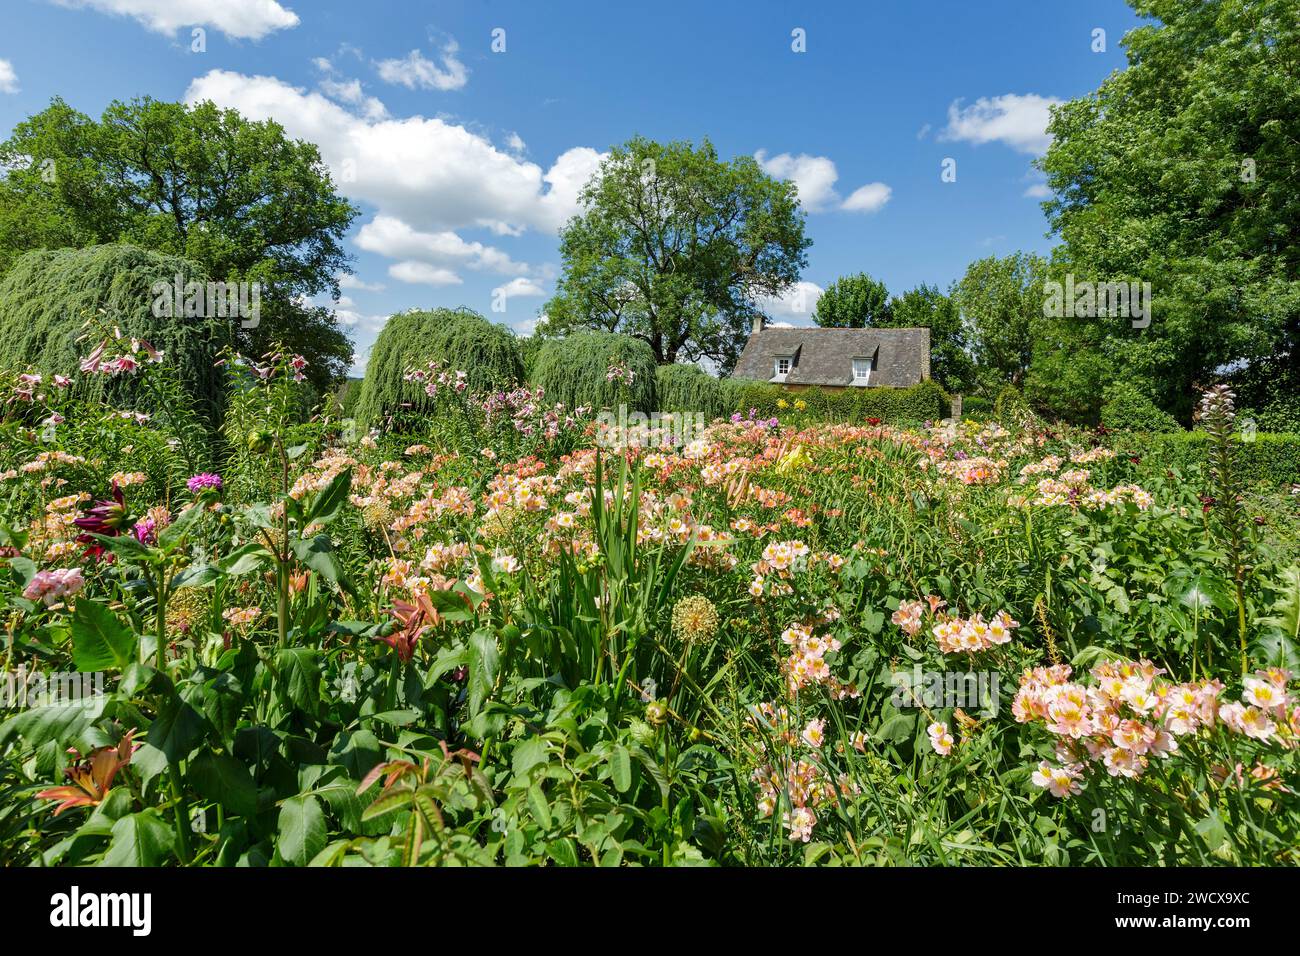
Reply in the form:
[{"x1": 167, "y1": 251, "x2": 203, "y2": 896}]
[
  {"x1": 1037, "y1": 0, "x2": 1300, "y2": 422},
  {"x1": 0, "y1": 96, "x2": 360, "y2": 389},
  {"x1": 542, "y1": 136, "x2": 810, "y2": 373},
  {"x1": 812, "y1": 273, "x2": 892, "y2": 328}
]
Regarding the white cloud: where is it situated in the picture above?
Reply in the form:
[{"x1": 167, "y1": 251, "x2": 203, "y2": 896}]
[
  {"x1": 505, "y1": 131, "x2": 526, "y2": 154},
  {"x1": 337, "y1": 273, "x2": 385, "y2": 292},
  {"x1": 1023, "y1": 182, "x2": 1051, "y2": 199},
  {"x1": 388, "y1": 261, "x2": 463, "y2": 286},
  {"x1": 940, "y1": 94, "x2": 1063, "y2": 155},
  {"x1": 376, "y1": 41, "x2": 468, "y2": 92},
  {"x1": 842, "y1": 182, "x2": 892, "y2": 214},
  {"x1": 318, "y1": 77, "x2": 387, "y2": 120},
  {"x1": 0, "y1": 59, "x2": 17, "y2": 94},
  {"x1": 755, "y1": 149, "x2": 890, "y2": 215},
  {"x1": 356, "y1": 214, "x2": 528, "y2": 275},
  {"x1": 754, "y1": 149, "x2": 840, "y2": 212},
  {"x1": 185, "y1": 70, "x2": 604, "y2": 237},
  {"x1": 494, "y1": 277, "x2": 546, "y2": 298},
  {"x1": 49, "y1": 0, "x2": 299, "y2": 39},
  {"x1": 755, "y1": 281, "x2": 823, "y2": 324}
]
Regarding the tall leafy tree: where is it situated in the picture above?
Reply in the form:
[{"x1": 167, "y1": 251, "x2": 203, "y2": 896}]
[
  {"x1": 542, "y1": 136, "x2": 810, "y2": 372},
  {"x1": 888, "y1": 283, "x2": 974, "y2": 393},
  {"x1": 0, "y1": 96, "x2": 360, "y2": 388},
  {"x1": 812, "y1": 272, "x2": 892, "y2": 328},
  {"x1": 1037, "y1": 0, "x2": 1300, "y2": 422},
  {"x1": 954, "y1": 252, "x2": 1047, "y2": 391}
]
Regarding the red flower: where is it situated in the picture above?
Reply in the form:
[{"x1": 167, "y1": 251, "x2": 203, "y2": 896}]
[
  {"x1": 381, "y1": 593, "x2": 440, "y2": 662},
  {"x1": 74, "y1": 483, "x2": 130, "y2": 561}
]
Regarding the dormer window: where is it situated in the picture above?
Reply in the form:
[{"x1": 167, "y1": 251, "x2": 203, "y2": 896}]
[
  {"x1": 852, "y1": 357, "x2": 872, "y2": 386},
  {"x1": 774, "y1": 356, "x2": 792, "y2": 380}
]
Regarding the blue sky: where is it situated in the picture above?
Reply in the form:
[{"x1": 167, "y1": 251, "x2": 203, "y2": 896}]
[{"x1": 0, "y1": 0, "x2": 1146, "y2": 373}]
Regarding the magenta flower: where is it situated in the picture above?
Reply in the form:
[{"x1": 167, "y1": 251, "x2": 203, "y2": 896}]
[
  {"x1": 132, "y1": 517, "x2": 157, "y2": 545},
  {"x1": 187, "y1": 473, "x2": 223, "y2": 494},
  {"x1": 74, "y1": 484, "x2": 130, "y2": 561}
]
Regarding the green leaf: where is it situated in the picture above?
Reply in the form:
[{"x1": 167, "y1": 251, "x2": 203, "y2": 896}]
[
  {"x1": 527, "y1": 784, "x2": 552, "y2": 830},
  {"x1": 218, "y1": 542, "x2": 271, "y2": 576},
  {"x1": 608, "y1": 745, "x2": 632, "y2": 794},
  {"x1": 188, "y1": 750, "x2": 259, "y2": 817},
  {"x1": 467, "y1": 628, "x2": 499, "y2": 717},
  {"x1": 0, "y1": 698, "x2": 104, "y2": 749},
  {"x1": 275, "y1": 648, "x2": 320, "y2": 717},
  {"x1": 291, "y1": 534, "x2": 342, "y2": 584},
  {"x1": 157, "y1": 502, "x2": 204, "y2": 552},
  {"x1": 102, "y1": 809, "x2": 176, "y2": 866},
  {"x1": 70, "y1": 599, "x2": 137, "y2": 671},
  {"x1": 302, "y1": 468, "x2": 352, "y2": 526},
  {"x1": 278, "y1": 795, "x2": 327, "y2": 866},
  {"x1": 511, "y1": 737, "x2": 550, "y2": 779}
]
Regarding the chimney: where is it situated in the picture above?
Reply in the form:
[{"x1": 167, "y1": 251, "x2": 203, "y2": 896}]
[{"x1": 754, "y1": 314, "x2": 765, "y2": 334}]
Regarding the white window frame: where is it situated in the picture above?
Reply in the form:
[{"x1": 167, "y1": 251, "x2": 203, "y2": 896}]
[
  {"x1": 852, "y1": 357, "x2": 872, "y2": 386},
  {"x1": 773, "y1": 356, "x2": 793, "y2": 381}
]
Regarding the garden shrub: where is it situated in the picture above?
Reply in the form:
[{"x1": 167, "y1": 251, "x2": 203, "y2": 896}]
[
  {"x1": 721, "y1": 379, "x2": 949, "y2": 424},
  {"x1": 530, "y1": 330, "x2": 656, "y2": 414},
  {"x1": 1121, "y1": 431, "x2": 1300, "y2": 487},
  {"x1": 656, "y1": 363, "x2": 729, "y2": 420},
  {"x1": 0, "y1": 244, "x2": 230, "y2": 426},
  {"x1": 1100, "y1": 381, "x2": 1180, "y2": 433},
  {"x1": 355, "y1": 308, "x2": 524, "y2": 428}
]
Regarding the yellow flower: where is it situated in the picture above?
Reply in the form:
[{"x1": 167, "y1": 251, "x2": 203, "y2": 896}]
[
  {"x1": 777, "y1": 398, "x2": 789, "y2": 410},
  {"x1": 671, "y1": 595, "x2": 720, "y2": 643},
  {"x1": 793, "y1": 399, "x2": 807, "y2": 412}
]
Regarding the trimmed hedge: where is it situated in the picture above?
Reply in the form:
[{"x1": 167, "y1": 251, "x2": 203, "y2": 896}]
[
  {"x1": 0, "y1": 244, "x2": 230, "y2": 424},
  {"x1": 356, "y1": 308, "x2": 524, "y2": 427},
  {"x1": 656, "y1": 363, "x2": 731, "y2": 420},
  {"x1": 1119, "y1": 431, "x2": 1300, "y2": 487},
  {"x1": 722, "y1": 378, "x2": 950, "y2": 424},
  {"x1": 531, "y1": 331, "x2": 657, "y2": 413}
]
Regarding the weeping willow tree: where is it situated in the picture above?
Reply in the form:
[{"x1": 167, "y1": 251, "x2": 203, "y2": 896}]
[
  {"x1": 355, "y1": 308, "x2": 524, "y2": 428},
  {"x1": 0, "y1": 244, "x2": 232, "y2": 426},
  {"x1": 531, "y1": 331, "x2": 657, "y2": 413},
  {"x1": 655, "y1": 363, "x2": 730, "y2": 421}
]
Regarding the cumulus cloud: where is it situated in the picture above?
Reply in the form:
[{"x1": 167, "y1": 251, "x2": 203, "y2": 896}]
[
  {"x1": 376, "y1": 41, "x2": 468, "y2": 92},
  {"x1": 356, "y1": 215, "x2": 529, "y2": 276},
  {"x1": 493, "y1": 277, "x2": 546, "y2": 298},
  {"x1": 337, "y1": 273, "x2": 385, "y2": 292},
  {"x1": 755, "y1": 150, "x2": 891, "y2": 215},
  {"x1": 49, "y1": 0, "x2": 299, "y2": 39},
  {"x1": 755, "y1": 281, "x2": 823, "y2": 324},
  {"x1": 842, "y1": 182, "x2": 892, "y2": 213},
  {"x1": 388, "y1": 262, "x2": 462, "y2": 286},
  {"x1": 185, "y1": 70, "x2": 604, "y2": 237},
  {"x1": 0, "y1": 59, "x2": 17, "y2": 94},
  {"x1": 940, "y1": 94, "x2": 1063, "y2": 156}
]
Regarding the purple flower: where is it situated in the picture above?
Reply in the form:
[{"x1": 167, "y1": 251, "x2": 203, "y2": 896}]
[
  {"x1": 187, "y1": 473, "x2": 223, "y2": 494},
  {"x1": 133, "y1": 517, "x2": 157, "y2": 545}
]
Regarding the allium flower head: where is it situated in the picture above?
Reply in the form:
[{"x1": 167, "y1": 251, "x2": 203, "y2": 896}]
[{"x1": 671, "y1": 594, "x2": 720, "y2": 643}]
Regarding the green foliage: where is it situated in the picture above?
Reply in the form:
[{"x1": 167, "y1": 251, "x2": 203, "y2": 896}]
[
  {"x1": 723, "y1": 379, "x2": 949, "y2": 424},
  {"x1": 813, "y1": 272, "x2": 891, "y2": 328},
  {"x1": 1038, "y1": 0, "x2": 1300, "y2": 422},
  {"x1": 887, "y1": 283, "x2": 975, "y2": 393},
  {"x1": 1231, "y1": 356, "x2": 1300, "y2": 435},
  {"x1": 0, "y1": 95, "x2": 359, "y2": 387},
  {"x1": 0, "y1": 244, "x2": 230, "y2": 426},
  {"x1": 531, "y1": 331, "x2": 656, "y2": 414},
  {"x1": 1100, "y1": 380, "x2": 1180, "y2": 433},
  {"x1": 1123, "y1": 431, "x2": 1300, "y2": 488},
  {"x1": 355, "y1": 308, "x2": 524, "y2": 428},
  {"x1": 542, "y1": 136, "x2": 810, "y2": 372},
  {"x1": 955, "y1": 252, "x2": 1047, "y2": 391},
  {"x1": 655, "y1": 363, "x2": 730, "y2": 420}
]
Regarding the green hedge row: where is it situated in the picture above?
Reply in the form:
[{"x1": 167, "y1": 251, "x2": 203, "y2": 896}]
[
  {"x1": 1119, "y1": 431, "x2": 1300, "y2": 487},
  {"x1": 653, "y1": 370, "x2": 950, "y2": 425}
]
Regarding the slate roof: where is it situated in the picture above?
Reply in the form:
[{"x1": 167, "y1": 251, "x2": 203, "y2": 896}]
[{"x1": 732, "y1": 326, "x2": 931, "y2": 387}]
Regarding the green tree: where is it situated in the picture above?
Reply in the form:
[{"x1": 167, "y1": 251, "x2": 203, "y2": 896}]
[
  {"x1": 1037, "y1": 0, "x2": 1300, "y2": 422},
  {"x1": 542, "y1": 136, "x2": 810, "y2": 373},
  {"x1": 0, "y1": 96, "x2": 360, "y2": 389},
  {"x1": 813, "y1": 272, "x2": 892, "y2": 328},
  {"x1": 887, "y1": 283, "x2": 974, "y2": 393},
  {"x1": 954, "y1": 252, "x2": 1047, "y2": 391}
]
